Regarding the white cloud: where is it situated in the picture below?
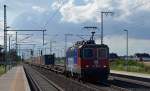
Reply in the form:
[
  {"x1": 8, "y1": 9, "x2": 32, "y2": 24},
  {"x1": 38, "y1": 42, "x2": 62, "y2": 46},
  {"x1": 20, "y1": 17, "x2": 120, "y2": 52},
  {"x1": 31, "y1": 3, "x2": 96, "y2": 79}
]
[
  {"x1": 58, "y1": 0, "x2": 112, "y2": 23},
  {"x1": 135, "y1": 0, "x2": 150, "y2": 11},
  {"x1": 32, "y1": 6, "x2": 46, "y2": 13},
  {"x1": 0, "y1": 31, "x2": 4, "y2": 45},
  {"x1": 96, "y1": 35, "x2": 150, "y2": 55},
  {"x1": 115, "y1": 0, "x2": 150, "y2": 21},
  {"x1": 52, "y1": 0, "x2": 150, "y2": 23},
  {"x1": 0, "y1": 21, "x2": 3, "y2": 30},
  {"x1": 51, "y1": 0, "x2": 64, "y2": 10}
]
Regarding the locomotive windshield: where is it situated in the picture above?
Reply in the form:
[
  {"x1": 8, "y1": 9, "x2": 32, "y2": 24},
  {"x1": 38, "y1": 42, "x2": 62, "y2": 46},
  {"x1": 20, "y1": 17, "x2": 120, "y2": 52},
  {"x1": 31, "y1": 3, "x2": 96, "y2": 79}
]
[
  {"x1": 83, "y1": 48, "x2": 93, "y2": 58},
  {"x1": 98, "y1": 48, "x2": 107, "y2": 59}
]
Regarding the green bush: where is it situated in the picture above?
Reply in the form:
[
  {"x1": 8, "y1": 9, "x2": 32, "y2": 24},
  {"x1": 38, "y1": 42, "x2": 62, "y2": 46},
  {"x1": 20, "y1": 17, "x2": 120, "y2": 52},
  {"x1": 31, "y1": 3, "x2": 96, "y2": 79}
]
[
  {"x1": 0, "y1": 65, "x2": 5, "y2": 76},
  {"x1": 110, "y1": 59, "x2": 150, "y2": 74}
]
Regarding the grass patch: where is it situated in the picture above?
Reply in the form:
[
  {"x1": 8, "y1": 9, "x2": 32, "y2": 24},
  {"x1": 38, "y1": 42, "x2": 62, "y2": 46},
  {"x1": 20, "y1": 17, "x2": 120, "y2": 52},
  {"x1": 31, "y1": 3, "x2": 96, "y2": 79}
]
[
  {"x1": 55, "y1": 59, "x2": 65, "y2": 65},
  {"x1": 110, "y1": 59, "x2": 150, "y2": 74},
  {"x1": 0, "y1": 65, "x2": 5, "y2": 76}
]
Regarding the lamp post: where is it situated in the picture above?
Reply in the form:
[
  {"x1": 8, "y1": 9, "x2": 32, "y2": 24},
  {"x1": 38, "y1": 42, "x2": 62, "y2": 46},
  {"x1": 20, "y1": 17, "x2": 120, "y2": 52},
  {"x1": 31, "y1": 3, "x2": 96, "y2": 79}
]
[
  {"x1": 4, "y1": 5, "x2": 7, "y2": 72},
  {"x1": 8, "y1": 34, "x2": 12, "y2": 52},
  {"x1": 8, "y1": 34, "x2": 12, "y2": 69},
  {"x1": 124, "y1": 29, "x2": 128, "y2": 70},
  {"x1": 15, "y1": 32, "x2": 18, "y2": 63}
]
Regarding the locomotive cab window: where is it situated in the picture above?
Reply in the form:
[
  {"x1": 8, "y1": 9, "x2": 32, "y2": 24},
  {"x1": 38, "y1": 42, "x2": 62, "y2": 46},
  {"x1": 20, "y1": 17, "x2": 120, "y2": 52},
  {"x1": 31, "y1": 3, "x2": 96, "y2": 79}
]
[
  {"x1": 83, "y1": 48, "x2": 93, "y2": 58},
  {"x1": 98, "y1": 48, "x2": 107, "y2": 59}
]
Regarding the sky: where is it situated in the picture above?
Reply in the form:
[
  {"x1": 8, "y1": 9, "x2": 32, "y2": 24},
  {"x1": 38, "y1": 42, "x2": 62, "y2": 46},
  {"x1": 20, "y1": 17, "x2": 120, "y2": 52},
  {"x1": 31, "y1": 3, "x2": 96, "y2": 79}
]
[{"x1": 0, "y1": 0, "x2": 150, "y2": 56}]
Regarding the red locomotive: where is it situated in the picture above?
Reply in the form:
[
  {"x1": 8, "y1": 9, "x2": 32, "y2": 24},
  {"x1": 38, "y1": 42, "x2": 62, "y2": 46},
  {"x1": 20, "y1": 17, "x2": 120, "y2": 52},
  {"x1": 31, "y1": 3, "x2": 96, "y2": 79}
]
[{"x1": 66, "y1": 32, "x2": 110, "y2": 82}]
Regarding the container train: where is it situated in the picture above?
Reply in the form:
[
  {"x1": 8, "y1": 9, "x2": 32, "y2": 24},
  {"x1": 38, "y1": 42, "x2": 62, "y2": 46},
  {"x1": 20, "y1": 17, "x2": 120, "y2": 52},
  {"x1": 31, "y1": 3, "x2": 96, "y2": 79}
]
[
  {"x1": 32, "y1": 54, "x2": 55, "y2": 65},
  {"x1": 28, "y1": 32, "x2": 110, "y2": 82}
]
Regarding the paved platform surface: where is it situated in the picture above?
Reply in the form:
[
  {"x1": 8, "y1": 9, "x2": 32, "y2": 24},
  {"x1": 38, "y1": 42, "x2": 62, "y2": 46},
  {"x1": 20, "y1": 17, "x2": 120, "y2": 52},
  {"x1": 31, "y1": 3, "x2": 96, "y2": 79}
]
[
  {"x1": 0, "y1": 65, "x2": 30, "y2": 91},
  {"x1": 111, "y1": 70, "x2": 150, "y2": 79}
]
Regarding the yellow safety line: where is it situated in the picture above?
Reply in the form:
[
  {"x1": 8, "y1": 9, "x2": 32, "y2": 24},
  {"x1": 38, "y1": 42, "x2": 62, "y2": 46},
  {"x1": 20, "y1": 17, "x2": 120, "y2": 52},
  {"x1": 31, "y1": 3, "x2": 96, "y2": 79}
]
[
  {"x1": 11, "y1": 66, "x2": 26, "y2": 91},
  {"x1": 11, "y1": 67, "x2": 18, "y2": 91}
]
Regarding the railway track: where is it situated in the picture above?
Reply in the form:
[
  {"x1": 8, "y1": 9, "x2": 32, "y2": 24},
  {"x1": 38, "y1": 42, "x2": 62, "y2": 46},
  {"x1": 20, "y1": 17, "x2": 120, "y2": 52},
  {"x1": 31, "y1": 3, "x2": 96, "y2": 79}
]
[
  {"x1": 110, "y1": 73, "x2": 150, "y2": 85},
  {"x1": 109, "y1": 73, "x2": 150, "y2": 91},
  {"x1": 43, "y1": 64, "x2": 150, "y2": 89},
  {"x1": 31, "y1": 65, "x2": 104, "y2": 91},
  {"x1": 26, "y1": 64, "x2": 123, "y2": 91},
  {"x1": 54, "y1": 64, "x2": 150, "y2": 90},
  {"x1": 25, "y1": 64, "x2": 150, "y2": 91},
  {"x1": 24, "y1": 64, "x2": 63, "y2": 91}
]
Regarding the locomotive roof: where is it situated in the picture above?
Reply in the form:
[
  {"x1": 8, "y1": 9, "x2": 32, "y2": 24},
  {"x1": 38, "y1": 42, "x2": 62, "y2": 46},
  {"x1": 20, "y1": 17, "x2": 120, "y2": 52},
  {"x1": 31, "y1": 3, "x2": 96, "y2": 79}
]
[
  {"x1": 68, "y1": 43, "x2": 108, "y2": 50},
  {"x1": 67, "y1": 40, "x2": 109, "y2": 51},
  {"x1": 82, "y1": 43, "x2": 109, "y2": 48}
]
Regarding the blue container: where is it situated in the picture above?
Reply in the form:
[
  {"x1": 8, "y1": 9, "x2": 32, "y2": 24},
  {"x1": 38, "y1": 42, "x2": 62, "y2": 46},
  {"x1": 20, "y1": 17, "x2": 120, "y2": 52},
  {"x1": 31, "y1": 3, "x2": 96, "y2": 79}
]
[{"x1": 43, "y1": 54, "x2": 55, "y2": 65}]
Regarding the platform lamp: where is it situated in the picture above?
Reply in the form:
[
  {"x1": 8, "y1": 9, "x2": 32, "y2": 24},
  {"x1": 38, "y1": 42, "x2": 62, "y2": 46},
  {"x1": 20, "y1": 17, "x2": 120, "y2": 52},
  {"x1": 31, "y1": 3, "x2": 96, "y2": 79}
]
[{"x1": 124, "y1": 29, "x2": 128, "y2": 71}]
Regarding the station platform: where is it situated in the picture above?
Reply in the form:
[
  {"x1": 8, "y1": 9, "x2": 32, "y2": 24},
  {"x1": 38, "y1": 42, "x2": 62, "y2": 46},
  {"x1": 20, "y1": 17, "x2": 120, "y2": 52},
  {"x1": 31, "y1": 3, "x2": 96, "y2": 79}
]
[
  {"x1": 0, "y1": 65, "x2": 30, "y2": 91},
  {"x1": 110, "y1": 70, "x2": 150, "y2": 79}
]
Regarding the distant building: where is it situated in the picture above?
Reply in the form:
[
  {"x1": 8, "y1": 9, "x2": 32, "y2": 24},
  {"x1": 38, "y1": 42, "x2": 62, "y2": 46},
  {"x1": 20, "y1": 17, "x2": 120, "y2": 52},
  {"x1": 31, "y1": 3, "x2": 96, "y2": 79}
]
[
  {"x1": 119, "y1": 55, "x2": 134, "y2": 61},
  {"x1": 109, "y1": 53, "x2": 119, "y2": 61},
  {"x1": 134, "y1": 53, "x2": 150, "y2": 62}
]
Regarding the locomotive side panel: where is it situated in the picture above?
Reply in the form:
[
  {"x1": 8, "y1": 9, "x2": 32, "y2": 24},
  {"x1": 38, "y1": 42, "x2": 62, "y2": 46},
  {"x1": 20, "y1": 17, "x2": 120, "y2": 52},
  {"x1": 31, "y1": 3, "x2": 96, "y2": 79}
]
[{"x1": 66, "y1": 48, "x2": 81, "y2": 75}]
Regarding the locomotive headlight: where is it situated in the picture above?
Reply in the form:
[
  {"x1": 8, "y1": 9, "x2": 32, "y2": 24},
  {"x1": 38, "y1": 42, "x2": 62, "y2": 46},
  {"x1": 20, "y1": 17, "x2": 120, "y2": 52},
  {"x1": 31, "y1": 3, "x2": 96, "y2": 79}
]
[
  {"x1": 94, "y1": 60, "x2": 98, "y2": 65},
  {"x1": 103, "y1": 65, "x2": 107, "y2": 68},
  {"x1": 92, "y1": 65, "x2": 95, "y2": 67},
  {"x1": 85, "y1": 65, "x2": 89, "y2": 68}
]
